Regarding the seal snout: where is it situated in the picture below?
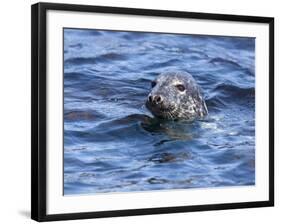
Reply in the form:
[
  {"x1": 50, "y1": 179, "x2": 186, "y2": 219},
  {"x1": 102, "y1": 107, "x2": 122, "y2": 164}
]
[{"x1": 148, "y1": 94, "x2": 163, "y2": 105}]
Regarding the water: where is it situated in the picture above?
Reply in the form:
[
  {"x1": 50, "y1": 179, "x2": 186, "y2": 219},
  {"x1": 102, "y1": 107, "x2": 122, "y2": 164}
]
[{"x1": 63, "y1": 28, "x2": 255, "y2": 195}]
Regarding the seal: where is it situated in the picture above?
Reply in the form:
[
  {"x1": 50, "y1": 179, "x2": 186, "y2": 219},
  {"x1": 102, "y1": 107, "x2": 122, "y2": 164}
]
[{"x1": 145, "y1": 71, "x2": 208, "y2": 120}]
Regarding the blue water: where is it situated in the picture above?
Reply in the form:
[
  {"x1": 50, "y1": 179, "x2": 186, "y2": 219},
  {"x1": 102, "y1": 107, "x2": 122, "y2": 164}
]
[{"x1": 63, "y1": 28, "x2": 255, "y2": 195}]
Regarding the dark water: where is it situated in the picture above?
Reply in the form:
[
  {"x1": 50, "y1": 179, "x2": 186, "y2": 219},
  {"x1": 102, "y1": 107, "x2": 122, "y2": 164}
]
[{"x1": 63, "y1": 28, "x2": 255, "y2": 195}]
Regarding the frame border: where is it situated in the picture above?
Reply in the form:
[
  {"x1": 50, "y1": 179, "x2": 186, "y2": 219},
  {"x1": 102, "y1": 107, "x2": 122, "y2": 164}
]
[{"x1": 31, "y1": 2, "x2": 274, "y2": 222}]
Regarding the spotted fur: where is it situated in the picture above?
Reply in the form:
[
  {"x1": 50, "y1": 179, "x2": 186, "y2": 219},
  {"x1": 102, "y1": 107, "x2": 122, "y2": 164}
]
[{"x1": 146, "y1": 71, "x2": 208, "y2": 120}]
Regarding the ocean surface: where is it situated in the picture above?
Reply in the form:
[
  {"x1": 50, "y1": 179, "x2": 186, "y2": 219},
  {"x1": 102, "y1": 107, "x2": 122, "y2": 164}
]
[{"x1": 63, "y1": 28, "x2": 255, "y2": 195}]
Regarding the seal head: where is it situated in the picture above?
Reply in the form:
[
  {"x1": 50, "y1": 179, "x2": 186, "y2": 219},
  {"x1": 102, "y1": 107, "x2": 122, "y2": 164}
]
[{"x1": 145, "y1": 71, "x2": 208, "y2": 120}]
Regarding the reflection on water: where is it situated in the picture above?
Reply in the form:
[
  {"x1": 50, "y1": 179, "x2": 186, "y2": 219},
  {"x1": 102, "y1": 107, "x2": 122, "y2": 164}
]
[{"x1": 64, "y1": 28, "x2": 255, "y2": 195}]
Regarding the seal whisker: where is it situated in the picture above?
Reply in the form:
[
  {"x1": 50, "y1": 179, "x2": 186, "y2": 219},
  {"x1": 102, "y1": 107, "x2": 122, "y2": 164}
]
[{"x1": 168, "y1": 111, "x2": 174, "y2": 120}]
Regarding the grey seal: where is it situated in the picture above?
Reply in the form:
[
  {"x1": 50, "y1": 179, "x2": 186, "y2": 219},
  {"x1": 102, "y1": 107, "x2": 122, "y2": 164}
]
[{"x1": 145, "y1": 71, "x2": 208, "y2": 120}]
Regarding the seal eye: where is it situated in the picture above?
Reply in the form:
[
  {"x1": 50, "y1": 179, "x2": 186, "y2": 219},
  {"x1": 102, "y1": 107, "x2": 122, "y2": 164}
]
[
  {"x1": 176, "y1": 84, "x2": 185, "y2": 92},
  {"x1": 151, "y1": 81, "x2": 157, "y2": 88}
]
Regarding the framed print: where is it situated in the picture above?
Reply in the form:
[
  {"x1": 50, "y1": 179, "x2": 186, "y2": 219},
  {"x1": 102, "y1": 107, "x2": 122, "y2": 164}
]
[{"x1": 31, "y1": 2, "x2": 274, "y2": 222}]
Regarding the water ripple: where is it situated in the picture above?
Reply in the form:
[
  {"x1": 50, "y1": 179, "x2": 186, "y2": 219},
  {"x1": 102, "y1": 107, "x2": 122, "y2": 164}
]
[{"x1": 63, "y1": 28, "x2": 255, "y2": 195}]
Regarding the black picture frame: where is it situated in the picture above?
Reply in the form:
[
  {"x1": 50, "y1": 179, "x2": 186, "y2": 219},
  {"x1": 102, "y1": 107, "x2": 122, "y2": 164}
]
[{"x1": 31, "y1": 2, "x2": 274, "y2": 222}]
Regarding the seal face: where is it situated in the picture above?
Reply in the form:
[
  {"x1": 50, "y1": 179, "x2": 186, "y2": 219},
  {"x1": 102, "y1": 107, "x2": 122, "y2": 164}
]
[{"x1": 145, "y1": 71, "x2": 208, "y2": 120}]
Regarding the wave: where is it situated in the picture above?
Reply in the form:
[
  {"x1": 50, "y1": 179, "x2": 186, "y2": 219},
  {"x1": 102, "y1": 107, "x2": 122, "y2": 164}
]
[
  {"x1": 206, "y1": 83, "x2": 255, "y2": 108},
  {"x1": 65, "y1": 52, "x2": 127, "y2": 66},
  {"x1": 205, "y1": 95, "x2": 226, "y2": 108},
  {"x1": 69, "y1": 43, "x2": 83, "y2": 49},
  {"x1": 64, "y1": 110, "x2": 106, "y2": 122},
  {"x1": 95, "y1": 114, "x2": 151, "y2": 130},
  {"x1": 64, "y1": 72, "x2": 91, "y2": 81},
  {"x1": 144, "y1": 59, "x2": 181, "y2": 70},
  {"x1": 209, "y1": 57, "x2": 241, "y2": 68},
  {"x1": 214, "y1": 83, "x2": 255, "y2": 98}
]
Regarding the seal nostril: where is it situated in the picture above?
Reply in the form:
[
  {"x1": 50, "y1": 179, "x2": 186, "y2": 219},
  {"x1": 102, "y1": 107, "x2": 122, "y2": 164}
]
[
  {"x1": 148, "y1": 96, "x2": 153, "y2": 102},
  {"x1": 154, "y1": 95, "x2": 162, "y2": 104}
]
